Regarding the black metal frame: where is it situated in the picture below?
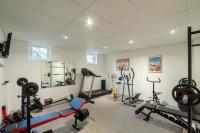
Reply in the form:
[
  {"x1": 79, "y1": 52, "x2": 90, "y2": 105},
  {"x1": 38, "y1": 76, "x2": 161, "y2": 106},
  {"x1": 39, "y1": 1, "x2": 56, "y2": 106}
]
[
  {"x1": 135, "y1": 27, "x2": 200, "y2": 133},
  {"x1": 135, "y1": 104, "x2": 200, "y2": 133},
  {"x1": 72, "y1": 112, "x2": 80, "y2": 131},
  {"x1": 146, "y1": 77, "x2": 161, "y2": 105},
  {"x1": 121, "y1": 68, "x2": 140, "y2": 107},
  {"x1": 187, "y1": 26, "x2": 200, "y2": 133},
  {"x1": 26, "y1": 96, "x2": 31, "y2": 133},
  {"x1": 23, "y1": 98, "x2": 87, "y2": 133},
  {"x1": 79, "y1": 68, "x2": 101, "y2": 100}
]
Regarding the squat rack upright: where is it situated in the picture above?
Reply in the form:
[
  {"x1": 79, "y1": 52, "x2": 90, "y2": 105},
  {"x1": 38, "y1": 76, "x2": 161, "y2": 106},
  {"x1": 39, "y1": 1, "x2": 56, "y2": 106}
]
[{"x1": 187, "y1": 26, "x2": 200, "y2": 133}]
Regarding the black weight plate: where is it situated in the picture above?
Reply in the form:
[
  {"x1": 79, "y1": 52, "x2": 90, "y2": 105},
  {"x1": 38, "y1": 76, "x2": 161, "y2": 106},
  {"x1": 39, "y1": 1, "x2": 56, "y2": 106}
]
[
  {"x1": 178, "y1": 78, "x2": 196, "y2": 87},
  {"x1": 172, "y1": 84, "x2": 200, "y2": 106},
  {"x1": 23, "y1": 82, "x2": 39, "y2": 96},
  {"x1": 17, "y1": 78, "x2": 28, "y2": 87}
]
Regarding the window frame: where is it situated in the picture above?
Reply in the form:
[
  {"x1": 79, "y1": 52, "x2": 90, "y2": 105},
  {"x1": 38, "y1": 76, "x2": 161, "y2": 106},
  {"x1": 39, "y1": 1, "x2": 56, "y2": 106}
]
[
  {"x1": 86, "y1": 54, "x2": 97, "y2": 64},
  {"x1": 28, "y1": 43, "x2": 51, "y2": 61}
]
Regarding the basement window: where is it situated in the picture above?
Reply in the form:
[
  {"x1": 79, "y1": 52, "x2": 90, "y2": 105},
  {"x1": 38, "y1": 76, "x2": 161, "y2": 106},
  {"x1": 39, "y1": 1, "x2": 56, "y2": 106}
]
[
  {"x1": 87, "y1": 54, "x2": 97, "y2": 64},
  {"x1": 29, "y1": 44, "x2": 51, "y2": 61}
]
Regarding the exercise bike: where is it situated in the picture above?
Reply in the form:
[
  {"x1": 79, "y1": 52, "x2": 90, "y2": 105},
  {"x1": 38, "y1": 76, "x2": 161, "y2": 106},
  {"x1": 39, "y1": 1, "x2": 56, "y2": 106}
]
[{"x1": 146, "y1": 77, "x2": 162, "y2": 105}]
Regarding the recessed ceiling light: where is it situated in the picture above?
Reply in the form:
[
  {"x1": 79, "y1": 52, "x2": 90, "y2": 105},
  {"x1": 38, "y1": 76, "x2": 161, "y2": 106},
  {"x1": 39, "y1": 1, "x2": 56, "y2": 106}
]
[
  {"x1": 129, "y1": 40, "x2": 134, "y2": 44},
  {"x1": 63, "y1": 35, "x2": 68, "y2": 39},
  {"x1": 104, "y1": 46, "x2": 108, "y2": 49},
  {"x1": 86, "y1": 17, "x2": 94, "y2": 27},
  {"x1": 170, "y1": 30, "x2": 175, "y2": 34}
]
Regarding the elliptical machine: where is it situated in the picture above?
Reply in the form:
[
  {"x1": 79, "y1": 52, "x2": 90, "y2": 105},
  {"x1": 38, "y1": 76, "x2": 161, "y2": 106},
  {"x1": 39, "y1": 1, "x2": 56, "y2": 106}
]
[
  {"x1": 121, "y1": 67, "x2": 141, "y2": 107},
  {"x1": 146, "y1": 77, "x2": 162, "y2": 105}
]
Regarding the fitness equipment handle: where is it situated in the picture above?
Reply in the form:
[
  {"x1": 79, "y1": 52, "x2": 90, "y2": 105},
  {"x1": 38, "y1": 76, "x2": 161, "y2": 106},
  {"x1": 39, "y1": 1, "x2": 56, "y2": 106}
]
[
  {"x1": 131, "y1": 68, "x2": 135, "y2": 79},
  {"x1": 120, "y1": 67, "x2": 124, "y2": 78},
  {"x1": 120, "y1": 67, "x2": 135, "y2": 79},
  {"x1": 146, "y1": 77, "x2": 161, "y2": 83}
]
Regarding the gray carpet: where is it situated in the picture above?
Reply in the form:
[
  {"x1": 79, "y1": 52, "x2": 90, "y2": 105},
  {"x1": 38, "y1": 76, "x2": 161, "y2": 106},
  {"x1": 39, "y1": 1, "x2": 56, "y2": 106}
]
[{"x1": 33, "y1": 96, "x2": 182, "y2": 133}]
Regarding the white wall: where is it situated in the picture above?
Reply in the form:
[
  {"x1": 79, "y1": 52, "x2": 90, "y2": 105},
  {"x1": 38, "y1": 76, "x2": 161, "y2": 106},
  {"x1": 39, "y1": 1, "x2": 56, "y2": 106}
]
[
  {"x1": 5, "y1": 37, "x2": 200, "y2": 111},
  {"x1": 105, "y1": 43, "x2": 192, "y2": 106},
  {"x1": 0, "y1": 27, "x2": 5, "y2": 121},
  {"x1": 5, "y1": 39, "x2": 106, "y2": 111}
]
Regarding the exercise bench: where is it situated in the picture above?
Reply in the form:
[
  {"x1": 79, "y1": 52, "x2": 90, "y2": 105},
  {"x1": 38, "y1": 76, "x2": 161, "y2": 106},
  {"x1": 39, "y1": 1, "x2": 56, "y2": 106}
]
[{"x1": 4, "y1": 97, "x2": 90, "y2": 133}]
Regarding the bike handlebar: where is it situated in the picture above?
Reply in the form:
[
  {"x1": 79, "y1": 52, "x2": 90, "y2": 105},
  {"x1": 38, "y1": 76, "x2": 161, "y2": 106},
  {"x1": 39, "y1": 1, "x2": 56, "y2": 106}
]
[{"x1": 146, "y1": 77, "x2": 161, "y2": 83}]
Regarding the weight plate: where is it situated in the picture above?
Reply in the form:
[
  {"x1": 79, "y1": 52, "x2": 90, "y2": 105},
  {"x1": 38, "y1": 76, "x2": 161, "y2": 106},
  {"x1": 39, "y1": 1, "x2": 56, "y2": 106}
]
[
  {"x1": 23, "y1": 82, "x2": 39, "y2": 96},
  {"x1": 17, "y1": 78, "x2": 28, "y2": 87},
  {"x1": 172, "y1": 84, "x2": 200, "y2": 106},
  {"x1": 178, "y1": 78, "x2": 196, "y2": 87}
]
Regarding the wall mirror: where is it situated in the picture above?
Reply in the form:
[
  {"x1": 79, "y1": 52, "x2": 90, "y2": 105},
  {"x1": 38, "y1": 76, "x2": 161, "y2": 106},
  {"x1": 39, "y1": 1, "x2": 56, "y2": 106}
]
[{"x1": 41, "y1": 61, "x2": 76, "y2": 88}]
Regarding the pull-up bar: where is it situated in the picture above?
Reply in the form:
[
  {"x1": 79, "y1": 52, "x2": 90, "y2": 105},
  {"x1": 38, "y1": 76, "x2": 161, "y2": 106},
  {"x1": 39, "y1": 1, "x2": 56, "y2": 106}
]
[
  {"x1": 191, "y1": 30, "x2": 200, "y2": 35},
  {"x1": 187, "y1": 26, "x2": 200, "y2": 133},
  {"x1": 192, "y1": 44, "x2": 200, "y2": 47}
]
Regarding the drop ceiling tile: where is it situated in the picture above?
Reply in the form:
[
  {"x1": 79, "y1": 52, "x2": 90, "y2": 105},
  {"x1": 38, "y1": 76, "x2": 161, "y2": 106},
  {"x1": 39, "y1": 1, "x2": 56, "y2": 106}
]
[
  {"x1": 129, "y1": 0, "x2": 156, "y2": 9},
  {"x1": 63, "y1": 21, "x2": 85, "y2": 36},
  {"x1": 72, "y1": 0, "x2": 96, "y2": 7},
  {"x1": 89, "y1": 0, "x2": 134, "y2": 21},
  {"x1": 1, "y1": 0, "x2": 199, "y2": 54},
  {"x1": 32, "y1": 13, "x2": 66, "y2": 33},
  {"x1": 108, "y1": 30, "x2": 162, "y2": 49},
  {"x1": 93, "y1": 23, "x2": 122, "y2": 39},
  {"x1": 30, "y1": 29, "x2": 55, "y2": 40},
  {"x1": 138, "y1": 0, "x2": 186, "y2": 22},
  {"x1": 53, "y1": 34, "x2": 84, "y2": 48},
  {"x1": 40, "y1": 0, "x2": 84, "y2": 21},
  {"x1": 62, "y1": 21, "x2": 100, "y2": 41},
  {"x1": 0, "y1": 0, "x2": 40, "y2": 12},
  {"x1": 187, "y1": 0, "x2": 200, "y2": 8},
  {"x1": 124, "y1": 24, "x2": 160, "y2": 41},
  {"x1": 153, "y1": 12, "x2": 187, "y2": 34},
  {"x1": 75, "y1": 11, "x2": 108, "y2": 29},
  {"x1": 158, "y1": 27, "x2": 187, "y2": 45},
  {"x1": 30, "y1": 13, "x2": 66, "y2": 41},
  {"x1": 62, "y1": 11, "x2": 110, "y2": 42},
  {"x1": 0, "y1": 0, "x2": 40, "y2": 33},
  {"x1": 104, "y1": 24, "x2": 165, "y2": 52},
  {"x1": 0, "y1": 16, "x2": 31, "y2": 35},
  {"x1": 112, "y1": 10, "x2": 149, "y2": 32},
  {"x1": 108, "y1": 32, "x2": 135, "y2": 45}
]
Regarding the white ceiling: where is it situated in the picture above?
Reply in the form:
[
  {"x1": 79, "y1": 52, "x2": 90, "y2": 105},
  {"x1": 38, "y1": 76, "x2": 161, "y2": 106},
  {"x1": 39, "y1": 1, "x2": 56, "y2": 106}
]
[{"x1": 0, "y1": 0, "x2": 200, "y2": 54}]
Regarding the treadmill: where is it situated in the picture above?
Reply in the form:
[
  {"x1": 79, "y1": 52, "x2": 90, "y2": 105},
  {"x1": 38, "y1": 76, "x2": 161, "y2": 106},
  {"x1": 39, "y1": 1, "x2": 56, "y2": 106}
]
[{"x1": 79, "y1": 68, "x2": 112, "y2": 99}]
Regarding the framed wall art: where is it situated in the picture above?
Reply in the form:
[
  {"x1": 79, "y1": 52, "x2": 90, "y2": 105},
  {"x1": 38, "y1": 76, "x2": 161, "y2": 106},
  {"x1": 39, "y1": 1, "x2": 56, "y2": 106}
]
[
  {"x1": 148, "y1": 56, "x2": 162, "y2": 73},
  {"x1": 116, "y1": 58, "x2": 129, "y2": 71}
]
